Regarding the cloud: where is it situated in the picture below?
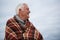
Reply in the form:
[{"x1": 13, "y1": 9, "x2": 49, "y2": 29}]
[{"x1": 0, "y1": 0, "x2": 60, "y2": 40}]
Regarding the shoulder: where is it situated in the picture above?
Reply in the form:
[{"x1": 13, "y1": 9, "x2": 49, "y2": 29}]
[
  {"x1": 6, "y1": 17, "x2": 15, "y2": 26},
  {"x1": 27, "y1": 20, "x2": 35, "y2": 29}
]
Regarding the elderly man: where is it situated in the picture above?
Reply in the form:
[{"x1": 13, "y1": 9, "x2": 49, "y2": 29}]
[{"x1": 5, "y1": 3, "x2": 43, "y2": 40}]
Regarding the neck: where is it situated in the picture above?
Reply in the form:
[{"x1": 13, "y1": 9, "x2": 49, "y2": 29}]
[{"x1": 17, "y1": 14, "x2": 25, "y2": 21}]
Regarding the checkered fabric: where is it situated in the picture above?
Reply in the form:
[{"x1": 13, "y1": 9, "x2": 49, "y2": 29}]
[{"x1": 4, "y1": 16, "x2": 43, "y2": 40}]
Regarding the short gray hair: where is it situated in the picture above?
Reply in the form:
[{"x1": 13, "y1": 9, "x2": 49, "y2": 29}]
[
  {"x1": 16, "y1": 3, "x2": 27, "y2": 14},
  {"x1": 15, "y1": 3, "x2": 23, "y2": 14}
]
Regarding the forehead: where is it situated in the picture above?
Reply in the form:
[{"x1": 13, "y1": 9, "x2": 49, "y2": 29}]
[{"x1": 22, "y1": 4, "x2": 29, "y2": 8}]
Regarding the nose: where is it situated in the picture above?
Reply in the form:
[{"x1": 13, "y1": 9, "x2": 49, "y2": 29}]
[{"x1": 28, "y1": 11, "x2": 30, "y2": 13}]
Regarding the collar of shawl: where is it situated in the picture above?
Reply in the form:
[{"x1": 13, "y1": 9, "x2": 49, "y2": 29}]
[{"x1": 14, "y1": 15, "x2": 25, "y2": 27}]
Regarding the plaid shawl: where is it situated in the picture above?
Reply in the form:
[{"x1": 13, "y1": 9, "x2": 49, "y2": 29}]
[{"x1": 4, "y1": 16, "x2": 43, "y2": 40}]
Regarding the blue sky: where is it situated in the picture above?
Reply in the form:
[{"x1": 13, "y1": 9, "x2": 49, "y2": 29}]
[{"x1": 0, "y1": 0, "x2": 60, "y2": 40}]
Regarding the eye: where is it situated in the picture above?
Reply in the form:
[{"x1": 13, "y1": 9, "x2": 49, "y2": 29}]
[{"x1": 27, "y1": 8, "x2": 29, "y2": 10}]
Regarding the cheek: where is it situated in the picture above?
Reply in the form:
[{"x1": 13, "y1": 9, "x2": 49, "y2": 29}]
[
  {"x1": 25, "y1": 10, "x2": 28, "y2": 13},
  {"x1": 22, "y1": 14, "x2": 27, "y2": 17},
  {"x1": 24, "y1": 14, "x2": 28, "y2": 18}
]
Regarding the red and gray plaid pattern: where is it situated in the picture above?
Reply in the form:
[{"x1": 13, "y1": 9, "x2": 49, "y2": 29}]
[{"x1": 4, "y1": 16, "x2": 43, "y2": 40}]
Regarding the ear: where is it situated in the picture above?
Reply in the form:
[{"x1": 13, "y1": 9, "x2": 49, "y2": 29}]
[{"x1": 19, "y1": 9, "x2": 21, "y2": 11}]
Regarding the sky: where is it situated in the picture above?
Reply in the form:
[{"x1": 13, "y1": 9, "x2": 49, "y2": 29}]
[{"x1": 0, "y1": 0, "x2": 60, "y2": 40}]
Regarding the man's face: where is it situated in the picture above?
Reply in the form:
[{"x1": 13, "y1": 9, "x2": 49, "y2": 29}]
[{"x1": 19, "y1": 5, "x2": 30, "y2": 20}]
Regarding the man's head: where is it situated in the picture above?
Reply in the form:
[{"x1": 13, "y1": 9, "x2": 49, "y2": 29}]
[{"x1": 16, "y1": 3, "x2": 30, "y2": 21}]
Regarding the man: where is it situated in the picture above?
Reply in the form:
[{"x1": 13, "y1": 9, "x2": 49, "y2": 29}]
[{"x1": 5, "y1": 3, "x2": 43, "y2": 40}]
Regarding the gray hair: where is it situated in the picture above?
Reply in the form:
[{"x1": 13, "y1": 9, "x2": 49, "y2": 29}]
[{"x1": 15, "y1": 3, "x2": 27, "y2": 14}]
